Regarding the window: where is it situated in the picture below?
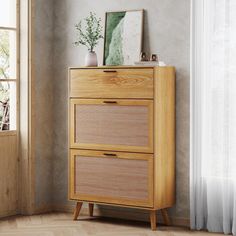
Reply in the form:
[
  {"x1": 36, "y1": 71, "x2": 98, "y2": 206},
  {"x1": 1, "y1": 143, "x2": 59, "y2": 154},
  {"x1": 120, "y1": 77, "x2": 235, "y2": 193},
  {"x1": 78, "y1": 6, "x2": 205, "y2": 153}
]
[{"x1": 0, "y1": 0, "x2": 18, "y2": 131}]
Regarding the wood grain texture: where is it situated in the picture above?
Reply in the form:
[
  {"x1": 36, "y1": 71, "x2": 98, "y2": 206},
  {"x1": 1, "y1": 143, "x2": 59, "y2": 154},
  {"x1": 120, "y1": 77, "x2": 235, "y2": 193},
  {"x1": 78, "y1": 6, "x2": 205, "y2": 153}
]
[
  {"x1": 0, "y1": 133, "x2": 18, "y2": 217},
  {"x1": 150, "y1": 210, "x2": 157, "y2": 231},
  {"x1": 69, "y1": 68, "x2": 154, "y2": 99},
  {"x1": 75, "y1": 157, "x2": 148, "y2": 199},
  {"x1": 0, "y1": 213, "x2": 222, "y2": 235},
  {"x1": 70, "y1": 150, "x2": 153, "y2": 208},
  {"x1": 75, "y1": 105, "x2": 148, "y2": 146},
  {"x1": 19, "y1": 0, "x2": 36, "y2": 215},
  {"x1": 154, "y1": 66, "x2": 176, "y2": 209},
  {"x1": 68, "y1": 66, "x2": 176, "y2": 229},
  {"x1": 73, "y1": 202, "x2": 83, "y2": 220},
  {"x1": 70, "y1": 99, "x2": 153, "y2": 153}
]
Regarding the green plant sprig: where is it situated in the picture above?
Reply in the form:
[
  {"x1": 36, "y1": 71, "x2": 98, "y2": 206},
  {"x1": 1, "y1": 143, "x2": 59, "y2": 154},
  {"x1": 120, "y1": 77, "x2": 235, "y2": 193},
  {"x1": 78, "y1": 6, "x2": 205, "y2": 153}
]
[{"x1": 74, "y1": 12, "x2": 103, "y2": 52}]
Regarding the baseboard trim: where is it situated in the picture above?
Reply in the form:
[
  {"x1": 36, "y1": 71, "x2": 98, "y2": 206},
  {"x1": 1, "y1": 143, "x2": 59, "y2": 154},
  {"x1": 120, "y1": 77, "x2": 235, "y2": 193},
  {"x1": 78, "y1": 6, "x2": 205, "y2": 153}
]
[
  {"x1": 52, "y1": 203, "x2": 190, "y2": 227},
  {"x1": 33, "y1": 204, "x2": 53, "y2": 215},
  {"x1": 0, "y1": 210, "x2": 19, "y2": 219}
]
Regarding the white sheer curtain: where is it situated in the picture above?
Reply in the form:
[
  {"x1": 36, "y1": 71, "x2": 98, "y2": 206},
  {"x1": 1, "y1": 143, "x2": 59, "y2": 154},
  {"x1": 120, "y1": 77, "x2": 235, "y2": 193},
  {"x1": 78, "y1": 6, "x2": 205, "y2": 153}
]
[{"x1": 191, "y1": 0, "x2": 236, "y2": 235}]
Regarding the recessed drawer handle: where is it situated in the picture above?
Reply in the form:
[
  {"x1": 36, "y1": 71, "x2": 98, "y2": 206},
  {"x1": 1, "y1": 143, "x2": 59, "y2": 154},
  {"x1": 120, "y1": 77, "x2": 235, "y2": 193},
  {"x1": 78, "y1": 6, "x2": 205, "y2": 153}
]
[
  {"x1": 103, "y1": 153, "x2": 117, "y2": 157},
  {"x1": 103, "y1": 101, "x2": 117, "y2": 104},
  {"x1": 103, "y1": 70, "x2": 117, "y2": 73}
]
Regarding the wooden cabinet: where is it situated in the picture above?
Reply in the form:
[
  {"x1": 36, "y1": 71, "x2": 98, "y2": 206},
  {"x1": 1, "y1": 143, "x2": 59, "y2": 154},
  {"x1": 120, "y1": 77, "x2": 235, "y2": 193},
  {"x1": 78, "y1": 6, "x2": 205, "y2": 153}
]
[{"x1": 68, "y1": 66, "x2": 175, "y2": 230}]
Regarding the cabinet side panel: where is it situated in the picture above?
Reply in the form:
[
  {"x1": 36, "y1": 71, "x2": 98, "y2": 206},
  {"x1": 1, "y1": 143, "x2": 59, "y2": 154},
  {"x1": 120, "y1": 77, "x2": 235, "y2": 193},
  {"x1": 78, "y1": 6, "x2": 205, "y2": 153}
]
[{"x1": 154, "y1": 67, "x2": 176, "y2": 209}]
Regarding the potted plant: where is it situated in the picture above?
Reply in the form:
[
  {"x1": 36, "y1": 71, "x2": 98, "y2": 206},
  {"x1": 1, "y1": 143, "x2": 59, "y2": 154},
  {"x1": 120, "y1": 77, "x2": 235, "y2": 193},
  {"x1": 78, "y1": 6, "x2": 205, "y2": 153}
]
[{"x1": 74, "y1": 12, "x2": 103, "y2": 66}]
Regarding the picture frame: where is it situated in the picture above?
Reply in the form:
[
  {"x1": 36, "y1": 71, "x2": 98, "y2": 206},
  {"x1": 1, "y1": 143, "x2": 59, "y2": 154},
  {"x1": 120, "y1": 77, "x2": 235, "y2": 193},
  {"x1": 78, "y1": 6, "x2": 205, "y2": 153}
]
[{"x1": 103, "y1": 9, "x2": 144, "y2": 66}]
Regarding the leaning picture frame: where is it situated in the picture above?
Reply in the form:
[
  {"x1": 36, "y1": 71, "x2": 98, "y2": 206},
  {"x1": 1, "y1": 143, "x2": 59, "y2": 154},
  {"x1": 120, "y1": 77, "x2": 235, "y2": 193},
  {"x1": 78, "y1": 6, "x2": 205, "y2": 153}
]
[{"x1": 103, "y1": 9, "x2": 144, "y2": 66}]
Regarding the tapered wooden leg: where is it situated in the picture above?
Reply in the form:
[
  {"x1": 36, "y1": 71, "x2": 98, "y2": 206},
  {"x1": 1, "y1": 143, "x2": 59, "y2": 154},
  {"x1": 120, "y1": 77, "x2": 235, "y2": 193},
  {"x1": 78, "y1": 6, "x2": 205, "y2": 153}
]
[
  {"x1": 89, "y1": 203, "x2": 94, "y2": 217},
  {"x1": 150, "y1": 210, "x2": 157, "y2": 231},
  {"x1": 161, "y1": 209, "x2": 171, "y2": 226},
  {"x1": 73, "y1": 202, "x2": 83, "y2": 220}
]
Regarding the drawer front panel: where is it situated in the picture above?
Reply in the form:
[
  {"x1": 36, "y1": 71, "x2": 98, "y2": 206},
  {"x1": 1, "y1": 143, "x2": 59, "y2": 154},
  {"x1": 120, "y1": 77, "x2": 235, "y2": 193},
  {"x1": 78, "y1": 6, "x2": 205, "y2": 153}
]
[
  {"x1": 70, "y1": 99, "x2": 153, "y2": 153},
  {"x1": 70, "y1": 150, "x2": 154, "y2": 207},
  {"x1": 69, "y1": 68, "x2": 154, "y2": 99}
]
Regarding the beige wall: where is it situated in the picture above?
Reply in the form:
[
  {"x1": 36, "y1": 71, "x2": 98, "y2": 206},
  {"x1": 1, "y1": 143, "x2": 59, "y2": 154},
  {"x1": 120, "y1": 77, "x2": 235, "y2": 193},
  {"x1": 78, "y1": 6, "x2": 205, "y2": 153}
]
[
  {"x1": 34, "y1": 0, "x2": 54, "y2": 210},
  {"x1": 52, "y1": 0, "x2": 190, "y2": 221}
]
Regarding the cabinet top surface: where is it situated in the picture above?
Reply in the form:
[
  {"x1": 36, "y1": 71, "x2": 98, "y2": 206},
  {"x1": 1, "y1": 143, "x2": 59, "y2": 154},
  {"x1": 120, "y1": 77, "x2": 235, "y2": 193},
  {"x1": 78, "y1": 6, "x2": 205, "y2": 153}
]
[{"x1": 69, "y1": 65, "x2": 175, "y2": 70}]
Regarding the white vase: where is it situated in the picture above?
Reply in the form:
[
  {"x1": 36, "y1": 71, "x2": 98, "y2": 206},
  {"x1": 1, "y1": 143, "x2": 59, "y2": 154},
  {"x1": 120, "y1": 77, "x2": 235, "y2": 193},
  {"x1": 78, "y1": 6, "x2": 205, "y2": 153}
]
[{"x1": 85, "y1": 51, "x2": 98, "y2": 67}]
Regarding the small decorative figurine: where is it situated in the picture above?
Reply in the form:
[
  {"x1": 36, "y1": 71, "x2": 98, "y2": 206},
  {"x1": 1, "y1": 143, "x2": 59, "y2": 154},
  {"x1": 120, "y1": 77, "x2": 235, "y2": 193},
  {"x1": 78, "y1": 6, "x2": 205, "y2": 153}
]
[
  {"x1": 150, "y1": 54, "x2": 158, "y2": 62},
  {"x1": 140, "y1": 52, "x2": 148, "y2": 61}
]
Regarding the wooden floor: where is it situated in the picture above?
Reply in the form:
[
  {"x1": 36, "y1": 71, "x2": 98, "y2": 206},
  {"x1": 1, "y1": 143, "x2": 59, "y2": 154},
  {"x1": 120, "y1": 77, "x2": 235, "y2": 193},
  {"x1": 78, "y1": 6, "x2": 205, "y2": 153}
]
[{"x1": 0, "y1": 213, "x2": 228, "y2": 236}]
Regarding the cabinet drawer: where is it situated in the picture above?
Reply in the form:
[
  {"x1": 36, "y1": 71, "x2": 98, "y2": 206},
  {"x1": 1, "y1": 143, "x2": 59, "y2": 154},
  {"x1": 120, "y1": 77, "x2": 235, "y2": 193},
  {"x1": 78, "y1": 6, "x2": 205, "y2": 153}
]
[
  {"x1": 70, "y1": 150, "x2": 154, "y2": 207},
  {"x1": 69, "y1": 68, "x2": 153, "y2": 99},
  {"x1": 70, "y1": 99, "x2": 153, "y2": 153}
]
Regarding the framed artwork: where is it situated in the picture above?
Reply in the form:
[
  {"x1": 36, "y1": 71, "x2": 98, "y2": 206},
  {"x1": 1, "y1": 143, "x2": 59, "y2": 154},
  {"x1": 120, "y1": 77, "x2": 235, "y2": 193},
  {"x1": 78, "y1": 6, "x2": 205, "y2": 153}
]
[{"x1": 103, "y1": 10, "x2": 144, "y2": 66}]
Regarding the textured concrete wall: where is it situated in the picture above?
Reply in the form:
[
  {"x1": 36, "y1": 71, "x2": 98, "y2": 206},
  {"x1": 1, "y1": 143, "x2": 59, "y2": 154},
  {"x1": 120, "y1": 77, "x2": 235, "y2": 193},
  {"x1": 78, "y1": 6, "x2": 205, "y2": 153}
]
[
  {"x1": 34, "y1": 0, "x2": 54, "y2": 209},
  {"x1": 52, "y1": 0, "x2": 190, "y2": 220}
]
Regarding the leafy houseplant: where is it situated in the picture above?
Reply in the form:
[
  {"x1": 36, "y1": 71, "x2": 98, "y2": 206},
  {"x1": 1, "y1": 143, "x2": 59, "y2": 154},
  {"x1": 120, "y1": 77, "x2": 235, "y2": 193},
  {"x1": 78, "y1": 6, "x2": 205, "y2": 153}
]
[{"x1": 74, "y1": 12, "x2": 103, "y2": 66}]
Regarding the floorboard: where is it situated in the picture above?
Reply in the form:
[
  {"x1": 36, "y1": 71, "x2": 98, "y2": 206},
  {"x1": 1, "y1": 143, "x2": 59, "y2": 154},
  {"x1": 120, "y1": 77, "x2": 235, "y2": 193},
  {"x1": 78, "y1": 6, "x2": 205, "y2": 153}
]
[{"x1": 0, "y1": 213, "x2": 229, "y2": 236}]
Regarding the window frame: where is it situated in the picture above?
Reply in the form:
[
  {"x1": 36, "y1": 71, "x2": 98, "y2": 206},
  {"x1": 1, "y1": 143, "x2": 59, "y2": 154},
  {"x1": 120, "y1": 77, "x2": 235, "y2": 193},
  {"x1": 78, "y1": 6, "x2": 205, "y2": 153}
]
[{"x1": 0, "y1": 0, "x2": 19, "y2": 133}]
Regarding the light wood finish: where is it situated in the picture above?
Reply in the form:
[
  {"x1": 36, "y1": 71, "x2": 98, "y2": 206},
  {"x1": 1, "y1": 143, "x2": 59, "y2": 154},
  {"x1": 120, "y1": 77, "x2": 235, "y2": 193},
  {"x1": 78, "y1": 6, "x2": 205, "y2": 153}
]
[
  {"x1": 73, "y1": 202, "x2": 83, "y2": 220},
  {"x1": 154, "y1": 67, "x2": 176, "y2": 209},
  {"x1": 74, "y1": 102, "x2": 149, "y2": 146},
  {"x1": 0, "y1": 130, "x2": 17, "y2": 136},
  {"x1": 19, "y1": 0, "x2": 36, "y2": 215},
  {"x1": 150, "y1": 210, "x2": 157, "y2": 231},
  {"x1": 69, "y1": 68, "x2": 153, "y2": 99},
  {"x1": 0, "y1": 26, "x2": 18, "y2": 30},
  {"x1": 70, "y1": 99, "x2": 153, "y2": 153},
  {"x1": 68, "y1": 66, "x2": 175, "y2": 230},
  {"x1": 70, "y1": 150, "x2": 153, "y2": 208},
  {"x1": 0, "y1": 79, "x2": 18, "y2": 82},
  {"x1": 88, "y1": 203, "x2": 94, "y2": 217},
  {"x1": 70, "y1": 66, "x2": 155, "y2": 69},
  {"x1": 0, "y1": 213, "x2": 224, "y2": 236},
  {"x1": 0, "y1": 133, "x2": 18, "y2": 217},
  {"x1": 161, "y1": 209, "x2": 171, "y2": 226}
]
